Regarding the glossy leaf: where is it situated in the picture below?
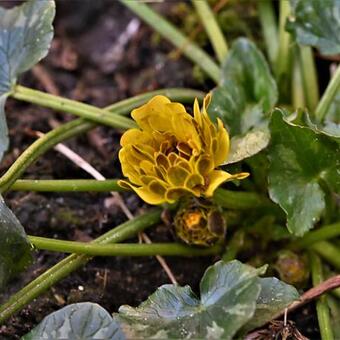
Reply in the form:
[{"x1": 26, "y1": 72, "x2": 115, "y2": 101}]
[
  {"x1": 0, "y1": 195, "x2": 31, "y2": 290},
  {"x1": 286, "y1": 0, "x2": 340, "y2": 55},
  {"x1": 208, "y1": 38, "x2": 277, "y2": 163},
  {"x1": 268, "y1": 109, "x2": 340, "y2": 236},
  {"x1": 0, "y1": 0, "x2": 55, "y2": 160},
  {"x1": 118, "y1": 260, "x2": 266, "y2": 339},
  {"x1": 23, "y1": 302, "x2": 125, "y2": 340},
  {"x1": 242, "y1": 277, "x2": 299, "y2": 332}
]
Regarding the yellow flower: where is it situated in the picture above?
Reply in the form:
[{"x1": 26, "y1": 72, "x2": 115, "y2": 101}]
[{"x1": 118, "y1": 94, "x2": 249, "y2": 205}]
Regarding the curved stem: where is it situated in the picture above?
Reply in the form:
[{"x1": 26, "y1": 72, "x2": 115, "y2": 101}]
[
  {"x1": 13, "y1": 86, "x2": 136, "y2": 130},
  {"x1": 120, "y1": 0, "x2": 220, "y2": 83},
  {"x1": 192, "y1": 0, "x2": 228, "y2": 64},
  {"x1": 257, "y1": 0, "x2": 278, "y2": 67},
  {"x1": 316, "y1": 64, "x2": 340, "y2": 122},
  {"x1": 311, "y1": 241, "x2": 340, "y2": 271},
  {"x1": 29, "y1": 236, "x2": 222, "y2": 257},
  {"x1": 310, "y1": 251, "x2": 334, "y2": 340},
  {"x1": 0, "y1": 209, "x2": 162, "y2": 324},
  {"x1": 0, "y1": 88, "x2": 203, "y2": 194},
  {"x1": 290, "y1": 222, "x2": 340, "y2": 249}
]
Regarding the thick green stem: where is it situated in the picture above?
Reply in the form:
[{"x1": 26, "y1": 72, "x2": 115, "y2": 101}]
[
  {"x1": 13, "y1": 86, "x2": 136, "y2": 130},
  {"x1": 213, "y1": 188, "x2": 270, "y2": 210},
  {"x1": 316, "y1": 65, "x2": 340, "y2": 122},
  {"x1": 311, "y1": 241, "x2": 340, "y2": 271},
  {"x1": 0, "y1": 209, "x2": 162, "y2": 324},
  {"x1": 290, "y1": 222, "x2": 340, "y2": 249},
  {"x1": 298, "y1": 45, "x2": 319, "y2": 112},
  {"x1": 192, "y1": 0, "x2": 228, "y2": 64},
  {"x1": 29, "y1": 236, "x2": 222, "y2": 257},
  {"x1": 310, "y1": 251, "x2": 334, "y2": 340},
  {"x1": 0, "y1": 88, "x2": 203, "y2": 194},
  {"x1": 11, "y1": 179, "x2": 122, "y2": 192},
  {"x1": 10, "y1": 178, "x2": 264, "y2": 209},
  {"x1": 292, "y1": 48, "x2": 306, "y2": 109},
  {"x1": 275, "y1": 0, "x2": 292, "y2": 102},
  {"x1": 222, "y1": 230, "x2": 244, "y2": 262},
  {"x1": 257, "y1": 0, "x2": 278, "y2": 66},
  {"x1": 120, "y1": 0, "x2": 220, "y2": 83}
]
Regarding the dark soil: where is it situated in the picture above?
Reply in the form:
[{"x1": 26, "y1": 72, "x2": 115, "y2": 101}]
[{"x1": 0, "y1": 1, "x2": 321, "y2": 339}]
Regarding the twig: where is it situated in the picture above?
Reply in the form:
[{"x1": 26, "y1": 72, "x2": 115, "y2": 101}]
[
  {"x1": 33, "y1": 130, "x2": 178, "y2": 284},
  {"x1": 32, "y1": 64, "x2": 60, "y2": 96}
]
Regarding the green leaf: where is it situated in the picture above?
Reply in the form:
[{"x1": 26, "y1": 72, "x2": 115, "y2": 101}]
[
  {"x1": 268, "y1": 109, "x2": 340, "y2": 236},
  {"x1": 286, "y1": 0, "x2": 340, "y2": 56},
  {"x1": 209, "y1": 38, "x2": 278, "y2": 135},
  {"x1": 226, "y1": 129, "x2": 270, "y2": 165},
  {"x1": 0, "y1": 195, "x2": 31, "y2": 290},
  {"x1": 118, "y1": 260, "x2": 266, "y2": 339},
  {"x1": 242, "y1": 277, "x2": 299, "y2": 332},
  {"x1": 208, "y1": 38, "x2": 277, "y2": 163},
  {"x1": 23, "y1": 302, "x2": 125, "y2": 340},
  {"x1": 0, "y1": 0, "x2": 55, "y2": 161}
]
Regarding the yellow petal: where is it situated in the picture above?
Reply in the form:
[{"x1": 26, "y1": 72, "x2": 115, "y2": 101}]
[
  {"x1": 118, "y1": 180, "x2": 166, "y2": 205},
  {"x1": 214, "y1": 119, "x2": 230, "y2": 166},
  {"x1": 120, "y1": 128, "x2": 152, "y2": 147},
  {"x1": 131, "y1": 95, "x2": 171, "y2": 132},
  {"x1": 204, "y1": 170, "x2": 250, "y2": 197},
  {"x1": 193, "y1": 98, "x2": 202, "y2": 127}
]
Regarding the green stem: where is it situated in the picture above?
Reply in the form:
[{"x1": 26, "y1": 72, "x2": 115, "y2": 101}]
[
  {"x1": 292, "y1": 48, "x2": 306, "y2": 109},
  {"x1": 290, "y1": 222, "x2": 340, "y2": 249},
  {"x1": 222, "y1": 230, "x2": 244, "y2": 262},
  {"x1": 275, "y1": 0, "x2": 292, "y2": 102},
  {"x1": 13, "y1": 86, "x2": 136, "y2": 130},
  {"x1": 257, "y1": 0, "x2": 278, "y2": 67},
  {"x1": 11, "y1": 179, "x2": 122, "y2": 192},
  {"x1": 0, "y1": 119, "x2": 94, "y2": 194},
  {"x1": 316, "y1": 64, "x2": 340, "y2": 122},
  {"x1": 10, "y1": 179, "x2": 264, "y2": 210},
  {"x1": 213, "y1": 188, "x2": 270, "y2": 210},
  {"x1": 310, "y1": 251, "x2": 334, "y2": 340},
  {"x1": 311, "y1": 241, "x2": 340, "y2": 270},
  {"x1": 120, "y1": 0, "x2": 220, "y2": 83},
  {"x1": 298, "y1": 45, "x2": 319, "y2": 112},
  {"x1": 0, "y1": 88, "x2": 203, "y2": 194},
  {"x1": 0, "y1": 209, "x2": 162, "y2": 324},
  {"x1": 29, "y1": 236, "x2": 222, "y2": 257},
  {"x1": 192, "y1": 0, "x2": 228, "y2": 64}
]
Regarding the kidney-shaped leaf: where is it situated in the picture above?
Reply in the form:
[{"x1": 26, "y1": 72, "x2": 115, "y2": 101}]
[
  {"x1": 118, "y1": 260, "x2": 266, "y2": 339},
  {"x1": 0, "y1": 195, "x2": 31, "y2": 290},
  {"x1": 286, "y1": 0, "x2": 340, "y2": 56},
  {"x1": 208, "y1": 38, "x2": 277, "y2": 163},
  {"x1": 0, "y1": 0, "x2": 55, "y2": 161},
  {"x1": 242, "y1": 277, "x2": 299, "y2": 332},
  {"x1": 209, "y1": 38, "x2": 278, "y2": 136},
  {"x1": 23, "y1": 302, "x2": 125, "y2": 340},
  {"x1": 268, "y1": 109, "x2": 340, "y2": 236}
]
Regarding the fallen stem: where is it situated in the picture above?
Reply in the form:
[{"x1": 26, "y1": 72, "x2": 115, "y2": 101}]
[
  {"x1": 0, "y1": 88, "x2": 203, "y2": 194},
  {"x1": 119, "y1": 0, "x2": 220, "y2": 83},
  {"x1": 192, "y1": 0, "x2": 228, "y2": 64},
  {"x1": 0, "y1": 209, "x2": 162, "y2": 324},
  {"x1": 316, "y1": 64, "x2": 340, "y2": 122},
  {"x1": 29, "y1": 236, "x2": 222, "y2": 257}
]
